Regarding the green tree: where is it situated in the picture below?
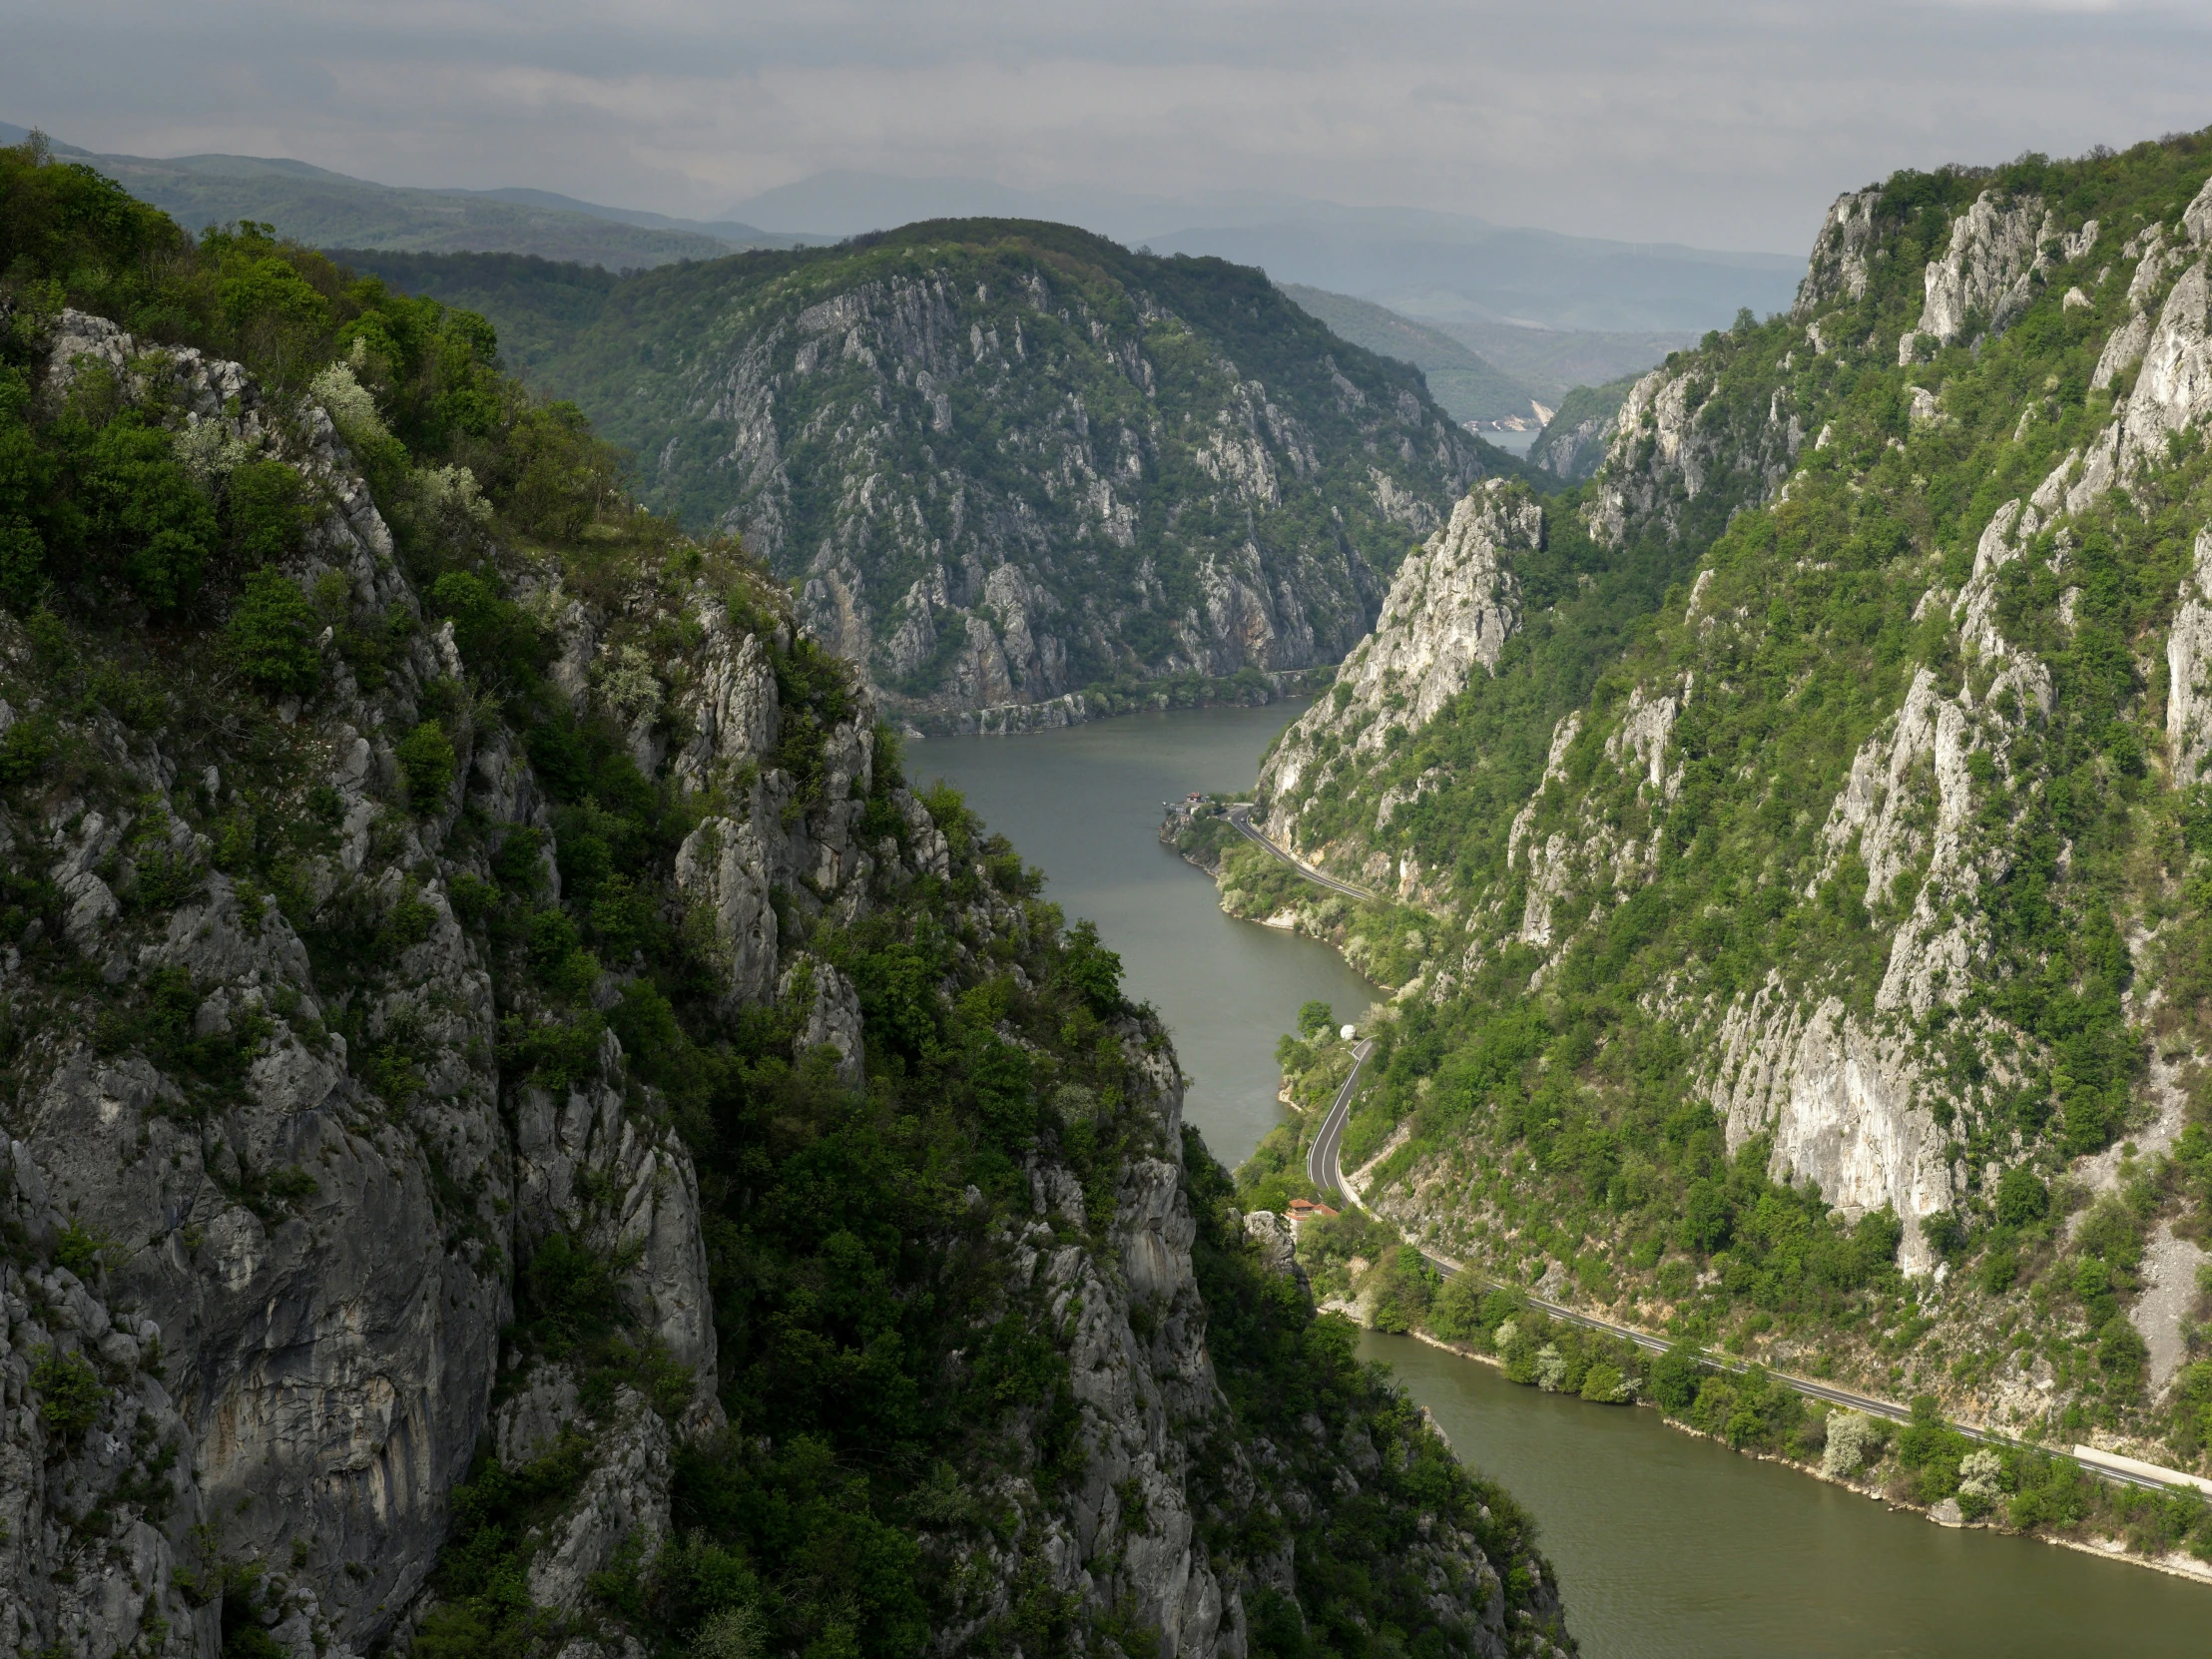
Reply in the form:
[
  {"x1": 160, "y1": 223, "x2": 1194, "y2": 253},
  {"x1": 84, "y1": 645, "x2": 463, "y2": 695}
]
[
  {"x1": 226, "y1": 567, "x2": 321, "y2": 695},
  {"x1": 1996, "y1": 1165, "x2": 2050, "y2": 1227},
  {"x1": 1297, "y1": 1000, "x2": 1337, "y2": 1040},
  {"x1": 30, "y1": 1347, "x2": 103, "y2": 1440},
  {"x1": 1649, "y1": 1344, "x2": 1703, "y2": 1411},
  {"x1": 225, "y1": 458, "x2": 311, "y2": 562},
  {"x1": 396, "y1": 721, "x2": 456, "y2": 813},
  {"x1": 79, "y1": 415, "x2": 217, "y2": 609}
]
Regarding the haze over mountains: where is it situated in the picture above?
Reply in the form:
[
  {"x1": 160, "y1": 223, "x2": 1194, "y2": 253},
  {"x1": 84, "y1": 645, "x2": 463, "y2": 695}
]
[
  {"x1": 723, "y1": 169, "x2": 1800, "y2": 329},
  {"x1": 0, "y1": 121, "x2": 808, "y2": 270},
  {"x1": 5, "y1": 120, "x2": 1797, "y2": 421}
]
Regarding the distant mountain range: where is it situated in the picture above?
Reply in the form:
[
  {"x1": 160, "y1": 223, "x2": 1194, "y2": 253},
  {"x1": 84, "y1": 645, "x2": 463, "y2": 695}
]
[
  {"x1": 722, "y1": 169, "x2": 1805, "y2": 339},
  {"x1": 0, "y1": 121, "x2": 808, "y2": 269},
  {"x1": 1278, "y1": 284, "x2": 1543, "y2": 424},
  {"x1": 6, "y1": 124, "x2": 1777, "y2": 423},
  {"x1": 7, "y1": 123, "x2": 1797, "y2": 340}
]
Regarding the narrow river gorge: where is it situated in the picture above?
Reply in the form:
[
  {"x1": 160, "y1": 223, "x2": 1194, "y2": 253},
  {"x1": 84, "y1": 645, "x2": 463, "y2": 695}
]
[{"x1": 922, "y1": 703, "x2": 2212, "y2": 1658}]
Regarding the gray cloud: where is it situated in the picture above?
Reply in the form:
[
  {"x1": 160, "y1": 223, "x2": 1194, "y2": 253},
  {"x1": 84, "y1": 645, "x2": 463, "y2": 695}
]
[{"x1": 5, "y1": 0, "x2": 2207, "y2": 252}]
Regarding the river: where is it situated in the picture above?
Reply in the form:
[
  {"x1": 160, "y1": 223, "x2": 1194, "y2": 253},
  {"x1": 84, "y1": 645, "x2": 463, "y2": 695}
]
[
  {"x1": 919, "y1": 702, "x2": 1379, "y2": 1167},
  {"x1": 921, "y1": 704, "x2": 2212, "y2": 1656}
]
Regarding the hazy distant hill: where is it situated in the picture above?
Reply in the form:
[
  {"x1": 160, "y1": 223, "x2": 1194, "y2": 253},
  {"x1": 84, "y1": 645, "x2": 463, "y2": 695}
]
[
  {"x1": 1414, "y1": 312, "x2": 1696, "y2": 403},
  {"x1": 727, "y1": 169, "x2": 1792, "y2": 402},
  {"x1": 0, "y1": 125, "x2": 799, "y2": 269},
  {"x1": 1277, "y1": 283, "x2": 1539, "y2": 422},
  {"x1": 99, "y1": 152, "x2": 799, "y2": 267},
  {"x1": 726, "y1": 171, "x2": 1802, "y2": 331}
]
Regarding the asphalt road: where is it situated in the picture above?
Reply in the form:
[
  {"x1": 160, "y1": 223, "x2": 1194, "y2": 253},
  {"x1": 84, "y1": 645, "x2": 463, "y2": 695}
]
[
  {"x1": 1231, "y1": 808, "x2": 2187, "y2": 1497},
  {"x1": 1307, "y1": 1061, "x2": 2178, "y2": 1495},
  {"x1": 1417, "y1": 1259, "x2": 2180, "y2": 1494},
  {"x1": 1225, "y1": 806, "x2": 1380, "y2": 901},
  {"x1": 1305, "y1": 1037, "x2": 1374, "y2": 1196}
]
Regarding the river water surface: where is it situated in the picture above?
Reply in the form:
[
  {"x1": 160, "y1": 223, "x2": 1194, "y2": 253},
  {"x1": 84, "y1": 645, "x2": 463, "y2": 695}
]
[
  {"x1": 922, "y1": 705, "x2": 2212, "y2": 1656},
  {"x1": 922, "y1": 702, "x2": 1379, "y2": 1166}
]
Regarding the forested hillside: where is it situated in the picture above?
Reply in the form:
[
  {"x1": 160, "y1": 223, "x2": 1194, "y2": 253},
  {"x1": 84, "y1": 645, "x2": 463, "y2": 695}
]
[
  {"x1": 342, "y1": 231, "x2": 1527, "y2": 729},
  {"x1": 0, "y1": 139, "x2": 1572, "y2": 1658},
  {"x1": 1276, "y1": 284, "x2": 1540, "y2": 425},
  {"x1": 1203, "y1": 131, "x2": 2212, "y2": 1524}
]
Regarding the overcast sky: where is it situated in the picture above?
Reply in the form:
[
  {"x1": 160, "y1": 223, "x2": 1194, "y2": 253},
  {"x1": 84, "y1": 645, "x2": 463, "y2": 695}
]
[{"x1": 7, "y1": 0, "x2": 2209, "y2": 254}]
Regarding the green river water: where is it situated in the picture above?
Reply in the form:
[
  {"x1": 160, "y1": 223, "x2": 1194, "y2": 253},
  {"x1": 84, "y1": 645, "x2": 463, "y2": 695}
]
[{"x1": 922, "y1": 704, "x2": 2212, "y2": 1656}]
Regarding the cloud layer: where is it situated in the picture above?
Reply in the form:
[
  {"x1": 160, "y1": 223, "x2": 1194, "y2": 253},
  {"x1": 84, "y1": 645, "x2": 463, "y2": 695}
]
[{"x1": 7, "y1": 0, "x2": 2208, "y2": 252}]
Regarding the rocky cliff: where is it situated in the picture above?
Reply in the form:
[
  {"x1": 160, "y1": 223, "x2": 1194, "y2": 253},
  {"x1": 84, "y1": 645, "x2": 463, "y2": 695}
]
[
  {"x1": 343, "y1": 228, "x2": 1519, "y2": 730},
  {"x1": 1228, "y1": 134, "x2": 2212, "y2": 1459},
  {"x1": 1259, "y1": 482, "x2": 1539, "y2": 853},
  {"x1": 0, "y1": 147, "x2": 1571, "y2": 1659}
]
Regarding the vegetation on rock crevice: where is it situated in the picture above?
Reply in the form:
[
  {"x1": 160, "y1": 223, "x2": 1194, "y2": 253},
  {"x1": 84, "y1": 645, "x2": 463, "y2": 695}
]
[
  {"x1": 0, "y1": 137, "x2": 1571, "y2": 1659},
  {"x1": 1224, "y1": 131, "x2": 2212, "y2": 1514}
]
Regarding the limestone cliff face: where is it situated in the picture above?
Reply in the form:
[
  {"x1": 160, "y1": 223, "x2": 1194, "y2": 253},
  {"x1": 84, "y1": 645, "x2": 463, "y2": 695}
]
[
  {"x1": 1258, "y1": 482, "x2": 1539, "y2": 855},
  {"x1": 407, "y1": 224, "x2": 1499, "y2": 728},
  {"x1": 1527, "y1": 411, "x2": 1612, "y2": 484},
  {"x1": 0, "y1": 304, "x2": 1558, "y2": 1658},
  {"x1": 707, "y1": 258, "x2": 1480, "y2": 726},
  {"x1": 1895, "y1": 191, "x2": 2097, "y2": 363},
  {"x1": 1581, "y1": 354, "x2": 1804, "y2": 551},
  {"x1": 1251, "y1": 153, "x2": 2212, "y2": 1329}
]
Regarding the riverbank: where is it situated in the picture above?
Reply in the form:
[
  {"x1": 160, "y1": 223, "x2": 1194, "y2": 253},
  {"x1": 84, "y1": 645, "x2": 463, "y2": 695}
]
[
  {"x1": 1367, "y1": 1328, "x2": 2212, "y2": 1658},
  {"x1": 1389, "y1": 1321, "x2": 2212, "y2": 1588},
  {"x1": 1253, "y1": 1017, "x2": 2212, "y2": 1584},
  {"x1": 1194, "y1": 819, "x2": 2212, "y2": 1589},
  {"x1": 896, "y1": 665, "x2": 1334, "y2": 737}
]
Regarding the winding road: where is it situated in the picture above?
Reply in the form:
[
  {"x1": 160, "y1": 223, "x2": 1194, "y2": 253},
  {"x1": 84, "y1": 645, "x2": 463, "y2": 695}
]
[
  {"x1": 1225, "y1": 805, "x2": 1380, "y2": 902},
  {"x1": 1299, "y1": 996, "x2": 2183, "y2": 1494},
  {"x1": 1305, "y1": 1037, "x2": 1375, "y2": 1196},
  {"x1": 1247, "y1": 801, "x2": 2194, "y2": 1497}
]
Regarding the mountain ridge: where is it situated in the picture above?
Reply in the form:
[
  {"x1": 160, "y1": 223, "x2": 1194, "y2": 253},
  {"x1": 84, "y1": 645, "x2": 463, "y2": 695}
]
[
  {"x1": 344, "y1": 222, "x2": 1537, "y2": 728},
  {"x1": 1277, "y1": 283, "x2": 1543, "y2": 426},
  {"x1": 1191, "y1": 132, "x2": 2212, "y2": 1560},
  {"x1": 0, "y1": 134, "x2": 1572, "y2": 1659}
]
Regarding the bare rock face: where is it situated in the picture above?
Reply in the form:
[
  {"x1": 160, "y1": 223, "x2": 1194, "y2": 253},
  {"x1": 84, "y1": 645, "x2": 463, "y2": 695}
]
[
  {"x1": 778, "y1": 952, "x2": 864, "y2": 1086},
  {"x1": 1896, "y1": 191, "x2": 2065, "y2": 362},
  {"x1": 603, "y1": 243, "x2": 1490, "y2": 727},
  {"x1": 1581, "y1": 355, "x2": 1803, "y2": 550},
  {"x1": 1242, "y1": 1211, "x2": 1310, "y2": 1294},
  {"x1": 1530, "y1": 410, "x2": 1615, "y2": 483},
  {"x1": 1794, "y1": 189, "x2": 1883, "y2": 316},
  {"x1": 2168, "y1": 527, "x2": 2212, "y2": 780},
  {"x1": 1260, "y1": 481, "x2": 1538, "y2": 845},
  {"x1": 1711, "y1": 994, "x2": 1955, "y2": 1275},
  {"x1": 525, "y1": 1387, "x2": 671, "y2": 1617}
]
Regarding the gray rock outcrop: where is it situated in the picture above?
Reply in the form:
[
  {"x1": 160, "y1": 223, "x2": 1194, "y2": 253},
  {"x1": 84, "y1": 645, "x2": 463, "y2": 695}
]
[
  {"x1": 649, "y1": 255, "x2": 1487, "y2": 728},
  {"x1": 1260, "y1": 481, "x2": 1539, "y2": 845}
]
